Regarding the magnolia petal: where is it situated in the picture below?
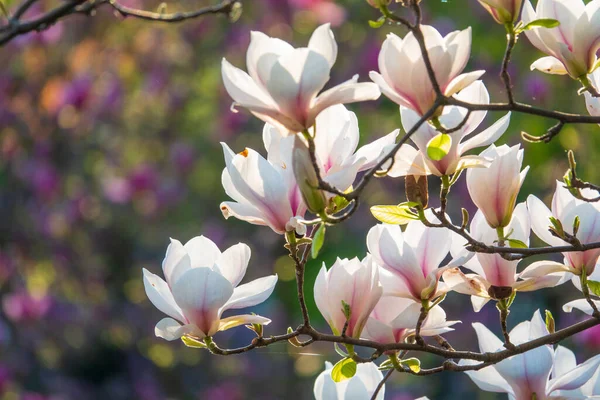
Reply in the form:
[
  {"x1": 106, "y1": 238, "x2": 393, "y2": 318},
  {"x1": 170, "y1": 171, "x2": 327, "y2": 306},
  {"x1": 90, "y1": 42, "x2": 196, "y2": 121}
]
[
  {"x1": 444, "y1": 70, "x2": 485, "y2": 97},
  {"x1": 460, "y1": 112, "x2": 511, "y2": 154},
  {"x1": 513, "y1": 274, "x2": 565, "y2": 292},
  {"x1": 363, "y1": 317, "x2": 396, "y2": 344},
  {"x1": 216, "y1": 243, "x2": 251, "y2": 288},
  {"x1": 308, "y1": 23, "x2": 338, "y2": 68},
  {"x1": 471, "y1": 296, "x2": 491, "y2": 312},
  {"x1": 312, "y1": 76, "x2": 381, "y2": 121},
  {"x1": 143, "y1": 268, "x2": 186, "y2": 323},
  {"x1": 553, "y1": 345, "x2": 578, "y2": 380},
  {"x1": 183, "y1": 236, "x2": 221, "y2": 270},
  {"x1": 547, "y1": 354, "x2": 600, "y2": 394},
  {"x1": 154, "y1": 317, "x2": 200, "y2": 341},
  {"x1": 352, "y1": 129, "x2": 400, "y2": 172},
  {"x1": 161, "y1": 238, "x2": 191, "y2": 287},
  {"x1": 222, "y1": 274, "x2": 278, "y2": 311},
  {"x1": 218, "y1": 314, "x2": 271, "y2": 332},
  {"x1": 246, "y1": 31, "x2": 294, "y2": 84},
  {"x1": 369, "y1": 71, "x2": 414, "y2": 109},
  {"x1": 386, "y1": 143, "x2": 431, "y2": 177},
  {"x1": 527, "y1": 194, "x2": 565, "y2": 247},
  {"x1": 220, "y1": 201, "x2": 270, "y2": 229},
  {"x1": 442, "y1": 268, "x2": 488, "y2": 297},
  {"x1": 519, "y1": 260, "x2": 572, "y2": 279},
  {"x1": 472, "y1": 322, "x2": 503, "y2": 352},
  {"x1": 530, "y1": 56, "x2": 568, "y2": 74},
  {"x1": 313, "y1": 362, "x2": 340, "y2": 400},
  {"x1": 221, "y1": 58, "x2": 276, "y2": 110},
  {"x1": 563, "y1": 298, "x2": 600, "y2": 315}
]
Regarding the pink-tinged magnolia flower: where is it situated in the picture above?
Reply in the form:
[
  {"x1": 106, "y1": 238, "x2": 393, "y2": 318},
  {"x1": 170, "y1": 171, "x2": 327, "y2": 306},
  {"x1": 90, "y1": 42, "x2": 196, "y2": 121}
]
[
  {"x1": 466, "y1": 144, "x2": 529, "y2": 229},
  {"x1": 478, "y1": 0, "x2": 523, "y2": 24},
  {"x1": 525, "y1": 181, "x2": 600, "y2": 278},
  {"x1": 585, "y1": 68, "x2": 600, "y2": 119},
  {"x1": 221, "y1": 24, "x2": 380, "y2": 135},
  {"x1": 362, "y1": 297, "x2": 459, "y2": 344},
  {"x1": 366, "y1": 213, "x2": 453, "y2": 302},
  {"x1": 388, "y1": 81, "x2": 511, "y2": 178},
  {"x1": 313, "y1": 361, "x2": 384, "y2": 400},
  {"x1": 370, "y1": 25, "x2": 484, "y2": 116},
  {"x1": 268, "y1": 104, "x2": 399, "y2": 195},
  {"x1": 445, "y1": 203, "x2": 562, "y2": 311},
  {"x1": 462, "y1": 310, "x2": 600, "y2": 399},
  {"x1": 523, "y1": 0, "x2": 600, "y2": 78},
  {"x1": 220, "y1": 141, "x2": 307, "y2": 235},
  {"x1": 143, "y1": 236, "x2": 277, "y2": 341},
  {"x1": 314, "y1": 256, "x2": 383, "y2": 338}
]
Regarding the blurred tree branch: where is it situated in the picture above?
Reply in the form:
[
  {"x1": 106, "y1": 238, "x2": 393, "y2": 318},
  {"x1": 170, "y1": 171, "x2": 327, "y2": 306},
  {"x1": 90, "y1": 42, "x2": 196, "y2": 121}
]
[{"x1": 0, "y1": 0, "x2": 241, "y2": 46}]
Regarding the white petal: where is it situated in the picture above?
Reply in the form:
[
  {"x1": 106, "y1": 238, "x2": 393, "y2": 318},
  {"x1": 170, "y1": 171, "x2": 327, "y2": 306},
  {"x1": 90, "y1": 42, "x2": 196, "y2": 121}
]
[
  {"x1": 369, "y1": 71, "x2": 413, "y2": 109},
  {"x1": 218, "y1": 314, "x2": 271, "y2": 332},
  {"x1": 362, "y1": 317, "x2": 396, "y2": 344},
  {"x1": 444, "y1": 70, "x2": 486, "y2": 97},
  {"x1": 519, "y1": 260, "x2": 572, "y2": 279},
  {"x1": 352, "y1": 129, "x2": 399, "y2": 172},
  {"x1": 460, "y1": 112, "x2": 511, "y2": 154},
  {"x1": 308, "y1": 23, "x2": 338, "y2": 68},
  {"x1": 184, "y1": 236, "x2": 221, "y2": 270},
  {"x1": 216, "y1": 243, "x2": 251, "y2": 287},
  {"x1": 462, "y1": 360, "x2": 513, "y2": 394},
  {"x1": 530, "y1": 56, "x2": 568, "y2": 74},
  {"x1": 313, "y1": 363, "x2": 339, "y2": 400},
  {"x1": 161, "y1": 238, "x2": 192, "y2": 287},
  {"x1": 312, "y1": 76, "x2": 381, "y2": 121},
  {"x1": 548, "y1": 354, "x2": 600, "y2": 394},
  {"x1": 221, "y1": 58, "x2": 276, "y2": 110},
  {"x1": 143, "y1": 268, "x2": 186, "y2": 323},
  {"x1": 472, "y1": 322, "x2": 503, "y2": 353},
  {"x1": 246, "y1": 31, "x2": 294, "y2": 85},
  {"x1": 154, "y1": 317, "x2": 200, "y2": 341},
  {"x1": 527, "y1": 194, "x2": 564, "y2": 246},
  {"x1": 222, "y1": 274, "x2": 278, "y2": 311},
  {"x1": 552, "y1": 345, "x2": 578, "y2": 380},
  {"x1": 563, "y1": 298, "x2": 600, "y2": 315}
]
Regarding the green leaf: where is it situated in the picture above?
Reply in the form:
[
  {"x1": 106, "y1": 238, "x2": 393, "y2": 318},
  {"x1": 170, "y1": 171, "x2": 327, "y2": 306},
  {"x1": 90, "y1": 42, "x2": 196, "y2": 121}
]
[
  {"x1": 286, "y1": 327, "x2": 303, "y2": 347},
  {"x1": 549, "y1": 216, "x2": 565, "y2": 238},
  {"x1": 334, "y1": 343, "x2": 349, "y2": 358},
  {"x1": 573, "y1": 215, "x2": 581, "y2": 236},
  {"x1": 399, "y1": 358, "x2": 421, "y2": 373},
  {"x1": 545, "y1": 310, "x2": 555, "y2": 334},
  {"x1": 311, "y1": 223, "x2": 326, "y2": 259},
  {"x1": 331, "y1": 358, "x2": 357, "y2": 382},
  {"x1": 181, "y1": 336, "x2": 207, "y2": 349},
  {"x1": 378, "y1": 359, "x2": 394, "y2": 371},
  {"x1": 370, "y1": 204, "x2": 419, "y2": 225},
  {"x1": 507, "y1": 239, "x2": 528, "y2": 249},
  {"x1": 426, "y1": 133, "x2": 452, "y2": 161},
  {"x1": 368, "y1": 17, "x2": 385, "y2": 28},
  {"x1": 588, "y1": 280, "x2": 600, "y2": 297},
  {"x1": 520, "y1": 18, "x2": 560, "y2": 31}
]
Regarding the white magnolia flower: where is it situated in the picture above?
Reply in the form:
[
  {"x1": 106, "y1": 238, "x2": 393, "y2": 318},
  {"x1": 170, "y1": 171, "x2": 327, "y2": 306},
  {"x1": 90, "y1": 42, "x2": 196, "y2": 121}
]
[
  {"x1": 367, "y1": 211, "x2": 453, "y2": 303},
  {"x1": 222, "y1": 24, "x2": 380, "y2": 135},
  {"x1": 445, "y1": 203, "x2": 563, "y2": 312},
  {"x1": 143, "y1": 236, "x2": 277, "y2": 341},
  {"x1": 525, "y1": 181, "x2": 600, "y2": 278},
  {"x1": 267, "y1": 104, "x2": 399, "y2": 196},
  {"x1": 523, "y1": 0, "x2": 600, "y2": 78},
  {"x1": 585, "y1": 69, "x2": 600, "y2": 119},
  {"x1": 463, "y1": 310, "x2": 600, "y2": 399},
  {"x1": 314, "y1": 361, "x2": 384, "y2": 400},
  {"x1": 314, "y1": 256, "x2": 383, "y2": 338},
  {"x1": 563, "y1": 261, "x2": 600, "y2": 315},
  {"x1": 389, "y1": 81, "x2": 511, "y2": 178},
  {"x1": 370, "y1": 25, "x2": 484, "y2": 116},
  {"x1": 362, "y1": 296, "x2": 459, "y2": 344}
]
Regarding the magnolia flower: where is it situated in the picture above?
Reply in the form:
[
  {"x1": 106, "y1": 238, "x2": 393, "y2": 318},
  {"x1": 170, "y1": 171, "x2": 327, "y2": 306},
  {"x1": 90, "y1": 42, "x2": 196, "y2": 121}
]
[
  {"x1": 388, "y1": 81, "x2": 511, "y2": 178},
  {"x1": 220, "y1": 139, "x2": 307, "y2": 235},
  {"x1": 370, "y1": 25, "x2": 484, "y2": 116},
  {"x1": 463, "y1": 310, "x2": 600, "y2": 399},
  {"x1": 314, "y1": 256, "x2": 383, "y2": 338},
  {"x1": 525, "y1": 181, "x2": 600, "y2": 278},
  {"x1": 466, "y1": 144, "x2": 529, "y2": 229},
  {"x1": 523, "y1": 0, "x2": 600, "y2": 78},
  {"x1": 585, "y1": 68, "x2": 600, "y2": 119},
  {"x1": 313, "y1": 361, "x2": 384, "y2": 400},
  {"x1": 142, "y1": 236, "x2": 277, "y2": 341},
  {"x1": 221, "y1": 24, "x2": 380, "y2": 135},
  {"x1": 269, "y1": 104, "x2": 399, "y2": 196},
  {"x1": 445, "y1": 203, "x2": 562, "y2": 311},
  {"x1": 366, "y1": 213, "x2": 452, "y2": 303},
  {"x1": 478, "y1": 0, "x2": 523, "y2": 24},
  {"x1": 362, "y1": 296, "x2": 459, "y2": 344}
]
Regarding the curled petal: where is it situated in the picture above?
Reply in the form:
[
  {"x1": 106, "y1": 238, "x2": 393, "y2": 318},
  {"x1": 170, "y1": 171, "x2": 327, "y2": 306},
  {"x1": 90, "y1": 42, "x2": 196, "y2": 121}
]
[
  {"x1": 155, "y1": 318, "x2": 200, "y2": 341},
  {"x1": 530, "y1": 56, "x2": 568, "y2": 74},
  {"x1": 218, "y1": 314, "x2": 271, "y2": 332}
]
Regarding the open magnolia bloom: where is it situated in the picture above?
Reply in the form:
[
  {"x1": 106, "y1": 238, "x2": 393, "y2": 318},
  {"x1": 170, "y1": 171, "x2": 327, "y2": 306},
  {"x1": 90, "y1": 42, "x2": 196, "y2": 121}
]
[
  {"x1": 313, "y1": 361, "x2": 384, "y2": 400},
  {"x1": 585, "y1": 69, "x2": 600, "y2": 118},
  {"x1": 143, "y1": 236, "x2": 277, "y2": 341},
  {"x1": 362, "y1": 296, "x2": 459, "y2": 344},
  {"x1": 370, "y1": 25, "x2": 484, "y2": 116},
  {"x1": 221, "y1": 24, "x2": 380, "y2": 135},
  {"x1": 478, "y1": 0, "x2": 523, "y2": 24},
  {"x1": 388, "y1": 81, "x2": 511, "y2": 178},
  {"x1": 220, "y1": 140, "x2": 307, "y2": 235},
  {"x1": 266, "y1": 104, "x2": 399, "y2": 196},
  {"x1": 445, "y1": 203, "x2": 563, "y2": 312},
  {"x1": 466, "y1": 144, "x2": 529, "y2": 229},
  {"x1": 314, "y1": 256, "x2": 383, "y2": 338},
  {"x1": 525, "y1": 181, "x2": 600, "y2": 278},
  {"x1": 367, "y1": 212, "x2": 453, "y2": 303},
  {"x1": 462, "y1": 310, "x2": 600, "y2": 399},
  {"x1": 523, "y1": 0, "x2": 600, "y2": 78}
]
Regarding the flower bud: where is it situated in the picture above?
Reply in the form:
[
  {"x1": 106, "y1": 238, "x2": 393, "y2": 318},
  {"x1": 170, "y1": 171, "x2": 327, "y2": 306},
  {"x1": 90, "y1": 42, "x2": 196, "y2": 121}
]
[
  {"x1": 292, "y1": 137, "x2": 327, "y2": 214},
  {"x1": 366, "y1": 0, "x2": 391, "y2": 8},
  {"x1": 477, "y1": 0, "x2": 522, "y2": 24},
  {"x1": 405, "y1": 175, "x2": 428, "y2": 208}
]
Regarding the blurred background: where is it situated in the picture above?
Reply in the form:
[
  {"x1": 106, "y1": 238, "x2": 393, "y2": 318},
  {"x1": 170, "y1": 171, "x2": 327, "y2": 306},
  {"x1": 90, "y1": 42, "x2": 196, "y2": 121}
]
[{"x1": 1, "y1": 0, "x2": 600, "y2": 399}]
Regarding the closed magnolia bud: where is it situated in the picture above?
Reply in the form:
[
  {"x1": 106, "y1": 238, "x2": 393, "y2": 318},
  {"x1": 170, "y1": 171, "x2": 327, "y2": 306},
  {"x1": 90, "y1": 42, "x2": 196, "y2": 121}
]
[
  {"x1": 366, "y1": 0, "x2": 391, "y2": 8},
  {"x1": 477, "y1": 0, "x2": 522, "y2": 24},
  {"x1": 292, "y1": 137, "x2": 327, "y2": 214},
  {"x1": 405, "y1": 175, "x2": 428, "y2": 208}
]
